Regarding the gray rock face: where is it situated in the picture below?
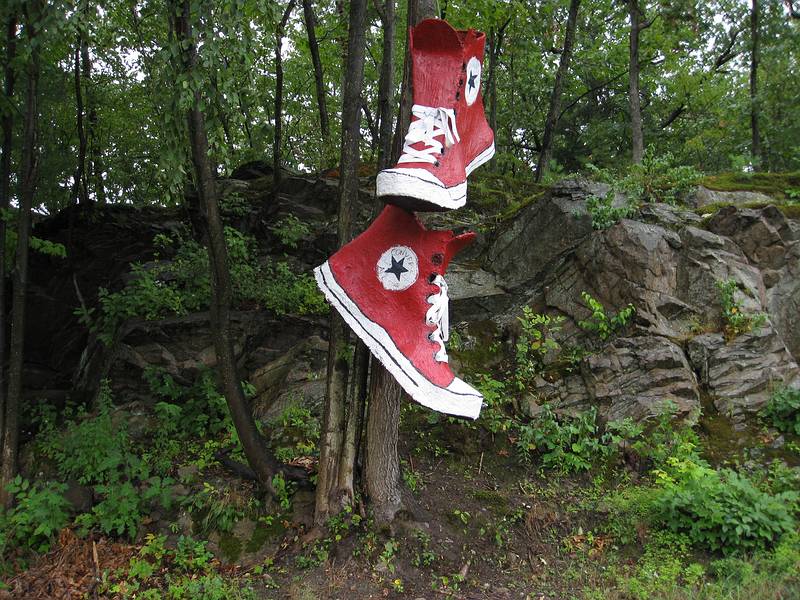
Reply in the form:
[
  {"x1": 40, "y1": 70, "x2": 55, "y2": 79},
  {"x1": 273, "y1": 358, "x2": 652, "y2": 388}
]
[
  {"x1": 486, "y1": 179, "x2": 604, "y2": 289},
  {"x1": 687, "y1": 328, "x2": 799, "y2": 421},
  {"x1": 531, "y1": 336, "x2": 699, "y2": 423},
  {"x1": 474, "y1": 182, "x2": 800, "y2": 422}
]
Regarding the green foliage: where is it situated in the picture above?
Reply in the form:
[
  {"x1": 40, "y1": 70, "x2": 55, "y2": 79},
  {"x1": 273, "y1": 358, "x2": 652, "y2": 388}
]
[
  {"x1": 715, "y1": 278, "x2": 768, "y2": 339},
  {"x1": 516, "y1": 406, "x2": 611, "y2": 473},
  {"x1": 584, "y1": 191, "x2": 638, "y2": 230},
  {"x1": 514, "y1": 307, "x2": 565, "y2": 389},
  {"x1": 79, "y1": 228, "x2": 325, "y2": 345},
  {"x1": 654, "y1": 457, "x2": 798, "y2": 554},
  {"x1": 179, "y1": 482, "x2": 251, "y2": 536},
  {"x1": 587, "y1": 150, "x2": 703, "y2": 206},
  {"x1": 102, "y1": 533, "x2": 256, "y2": 599},
  {"x1": 270, "y1": 214, "x2": 311, "y2": 249},
  {"x1": 760, "y1": 386, "x2": 800, "y2": 435},
  {"x1": 0, "y1": 477, "x2": 70, "y2": 554},
  {"x1": 578, "y1": 292, "x2": 636, "y2": 341},
  {"x1": 472, "y1": 373, "x2": 512, "y2": 434},
  {"x1": 267, "y1": 403, "x2": 320, "y2": 464},
  {"x1": 35, "y1": 381, "x2": 173, "y2": 540}
]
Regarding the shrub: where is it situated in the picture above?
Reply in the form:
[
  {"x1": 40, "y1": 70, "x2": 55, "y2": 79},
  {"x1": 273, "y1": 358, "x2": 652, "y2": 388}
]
[
  {"x1": 585, "y1": 191, "x2": 637, "y2": 230},
  {"x1": 36, "y1": 381, "x2": 173, "y2": 540},
  {"x1": 270, "y1": 214, "x2": 311, "y2": 249},
  {"x1": 578, "y1": 292, "x2": 635, "y2": 341},
  {"x1": 587, "y1": 149, "x2": 702, "y2": 206},
  {"x1": 0, "y1": 476, "x2": 70, "y2": 555},
  {"x1": 79, "y1": 227, "x2": 325, "y2": 344},
  {"x1": 654, "y1": 457, "x2": 798, "y2": 554},
  {"x1": 761, "y1": 386, "x2": 800, "y2": 435},
  {"x1": 716, "y1": 278, "x2": 768, "y2": 339},
  {"x1": 513, "y1": 307, "x2": 565, "y2": 389},
  {"x1": 516, "y1": 405, "x2": 612, "y2": 473}
]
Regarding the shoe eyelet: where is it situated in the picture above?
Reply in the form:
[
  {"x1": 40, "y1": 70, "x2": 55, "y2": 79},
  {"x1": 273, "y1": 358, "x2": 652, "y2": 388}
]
[
  {"x1": 455, "y1": 92, "x2": 460, "y2": 100},
  {"x1": 431, "y1": 254, "x2": 443, "y2": 266},
  {"x1": 434, "y1": 161, "x2": 440, "y2": 167}
]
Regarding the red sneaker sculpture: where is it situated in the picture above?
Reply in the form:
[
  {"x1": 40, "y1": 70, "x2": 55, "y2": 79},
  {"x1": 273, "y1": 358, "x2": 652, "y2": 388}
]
[
  {"x1": 376, "y1": 18, "x2": 495, "y2": 211},
  {"x1": 314, "y1": 205, "x2": 483, "y2": 419}
]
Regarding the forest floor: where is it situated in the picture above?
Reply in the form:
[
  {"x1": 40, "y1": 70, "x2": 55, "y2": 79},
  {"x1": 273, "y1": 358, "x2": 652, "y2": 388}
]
[{"x1": 6, "y1": 400, "x2": 799, "y2": 600}]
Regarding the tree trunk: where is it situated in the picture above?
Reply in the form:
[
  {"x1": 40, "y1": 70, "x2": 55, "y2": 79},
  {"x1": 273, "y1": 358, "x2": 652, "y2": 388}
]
[
  {"x1": 369, "y1": 0, "x2": 436, "y2": 526},
  {"x1": 0, "y1": 13, "x2": 18, "y2": 461},
  {"x1": 376, "y1": 0, "x2": 395, "y2": 171},
  {"x1": 273, "y1": 1, "x2": 296, "y2": 191},
  {"x1": 750, "y1": 0, "x2": 761, "y2": 169},
  {"x1": 314, "y1": 0, "x2": 369, "y2": 525},
  {"x1": 535, "y1": 0, "x2": 581, "y2": 182},
  {"x1": 71, "y1": 23, "x2": 89, "y2": 205},
  {"x1": 365, "y1": 367, "x2": 403, "y2": 524},
  {"x1": 302, "y1": 0, "x2": 329, "y2": 142},
  {"x1": 172, "y1": 0, "x2": 282, "y2": 495},
  {"x1": 391, "y1": 0, "x2": 437, "y2": 163},
  {"x1": 628, "y1": 0, "x2": 644, "y2": 164},
  {"x1": 1, "y1": 0, "x2": 40, "y2": 507}
]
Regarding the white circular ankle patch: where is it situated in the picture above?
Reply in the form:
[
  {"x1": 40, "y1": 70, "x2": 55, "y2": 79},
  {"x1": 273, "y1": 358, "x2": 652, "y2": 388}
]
[
  {"x1": 377, "y1": 246, "x2": 419, "y2": 291},
  {"x1": 465, "y1": 56, "x2": 481, "y2": 106}
]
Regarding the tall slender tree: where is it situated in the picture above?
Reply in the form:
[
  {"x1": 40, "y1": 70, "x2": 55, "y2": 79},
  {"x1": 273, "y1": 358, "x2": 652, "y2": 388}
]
[
  {"x1": 628, "y1": 0, "x2": 645, "y2": 163},
  {"x1": 273, "y1": 0, "x2": 296, "y2": 190},
  {"x1": 750, "y1": 0, "x2": 761, "y2": 168},
  {"x1": 1, "y1": 0, "x2": 41, "y2": 506},
  {"x1": 314, "y1": 0, "x2": 369, "y2": 524},
  {"x1": 302, "y1": 0, "x2": 329, "y2": 144},
  {"x1": 375, "y1": 0, "x2": 396, "y2": 171},
  {"x1": 535, "y1": 0, "x2": 581, "y2": 182},
  {"x1": 0, "y1": 10, "x2": 18, "y2": 470},
  {"x1": 170, "y1": 0, "x2": 288, "y2": 496}
]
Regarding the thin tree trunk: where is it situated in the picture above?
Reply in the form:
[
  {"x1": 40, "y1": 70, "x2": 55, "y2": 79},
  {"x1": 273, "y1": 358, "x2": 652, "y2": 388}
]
[
  {"x1": 302, "y1": 0, "x2": 329, "y2": 142},
  {"x1": 376, "y1": 0, "x2": 395, "y2": 171},
  {"x1": 273, "y1": 0, "x2": 295, "y2": 191},
  {"x1": 535, "y1": 0, "x2": 581, "y2": 182},
  {"x1": 1, "y1": 0, "x2": 40, "y2": 507},
  {"x1": 750, "y1": 0, "x2": 761, "y2": 169},
  {"x1": 314, "y1": 0, "x2": 369, "y2": 524},
  {"x1": 172, "y1": 0, "x2": 282, "y2": 495},
  {"x1": 628, "y1": 0, "x2": 644, "y2": 164},
  {"x1": 365, "y1": 367, "x2": 403, "y2": 524},
  {"x1": 369, "y1": 0, "x2": 436, "y2": 526},
  {"x1": 72, "y1": 27, "x2": 89, "y2": 204},
  {"x1": 82, "y1": 19, "x2": 101, "y2": 203},
  {"x1": 0, "y1": 13, "x2": 18, "y2": 469}
]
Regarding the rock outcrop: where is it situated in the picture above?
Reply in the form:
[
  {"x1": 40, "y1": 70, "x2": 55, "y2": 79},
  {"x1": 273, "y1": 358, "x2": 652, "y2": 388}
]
[{"x1": 26, "y1": 171, "x2": 800, "y2": 427}]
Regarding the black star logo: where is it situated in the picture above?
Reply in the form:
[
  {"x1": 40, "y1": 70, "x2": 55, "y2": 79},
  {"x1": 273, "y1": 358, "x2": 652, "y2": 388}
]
[
  {"x1": 467, "y1": 71, "x2": 477, "y2": 92},
  {"x1": 385, "y1": 256, "x2": 408, "y2": 281}
]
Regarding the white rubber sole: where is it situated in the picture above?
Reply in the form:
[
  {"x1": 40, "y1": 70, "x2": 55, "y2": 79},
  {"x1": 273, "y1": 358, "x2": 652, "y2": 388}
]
[
  {"x1": 314, "y1": 261, "x2": 483, "y2": 419},
  {"x1": 376, "y1": 143, "x2": 496, "y2": 210}
]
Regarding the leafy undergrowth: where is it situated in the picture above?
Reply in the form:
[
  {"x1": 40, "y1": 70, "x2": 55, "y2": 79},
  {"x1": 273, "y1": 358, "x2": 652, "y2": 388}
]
[{"x1": 3, "y1": 391, "x2": 800, "y2": 599}]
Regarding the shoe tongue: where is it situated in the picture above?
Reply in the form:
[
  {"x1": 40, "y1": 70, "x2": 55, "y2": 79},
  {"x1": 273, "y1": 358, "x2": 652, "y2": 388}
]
[{"x1": 412, "y1": 19, "x2": 462, "y2": 52}]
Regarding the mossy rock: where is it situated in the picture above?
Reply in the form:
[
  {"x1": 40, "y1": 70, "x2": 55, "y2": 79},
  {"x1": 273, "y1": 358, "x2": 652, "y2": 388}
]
[{"x1": 700, "y1": 172, "x2": 800, "y2": 198}]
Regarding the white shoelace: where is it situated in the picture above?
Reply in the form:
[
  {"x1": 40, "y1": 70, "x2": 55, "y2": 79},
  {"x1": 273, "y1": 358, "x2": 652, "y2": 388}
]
[
  {"x1": 426, "y1": 274, "x2": 450, "y2": 362},
  {"x1": 397, "y1": 104, "x2": 460, "y2": 165}
]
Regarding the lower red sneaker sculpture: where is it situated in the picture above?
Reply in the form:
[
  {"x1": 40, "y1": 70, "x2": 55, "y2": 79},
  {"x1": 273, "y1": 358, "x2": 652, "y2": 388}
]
[{"x1": 314, "y1": 205, "x2": 483, "y2": 419}]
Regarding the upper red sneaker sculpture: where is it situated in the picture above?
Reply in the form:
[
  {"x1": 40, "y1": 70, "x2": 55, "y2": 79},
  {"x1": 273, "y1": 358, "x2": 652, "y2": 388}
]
[
  {"x1": 314, "y1": 205, "x2": 483, "y2": 419},
  {"x1": 377, "y1": 19, "x2": 495, "y2": 211}
]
